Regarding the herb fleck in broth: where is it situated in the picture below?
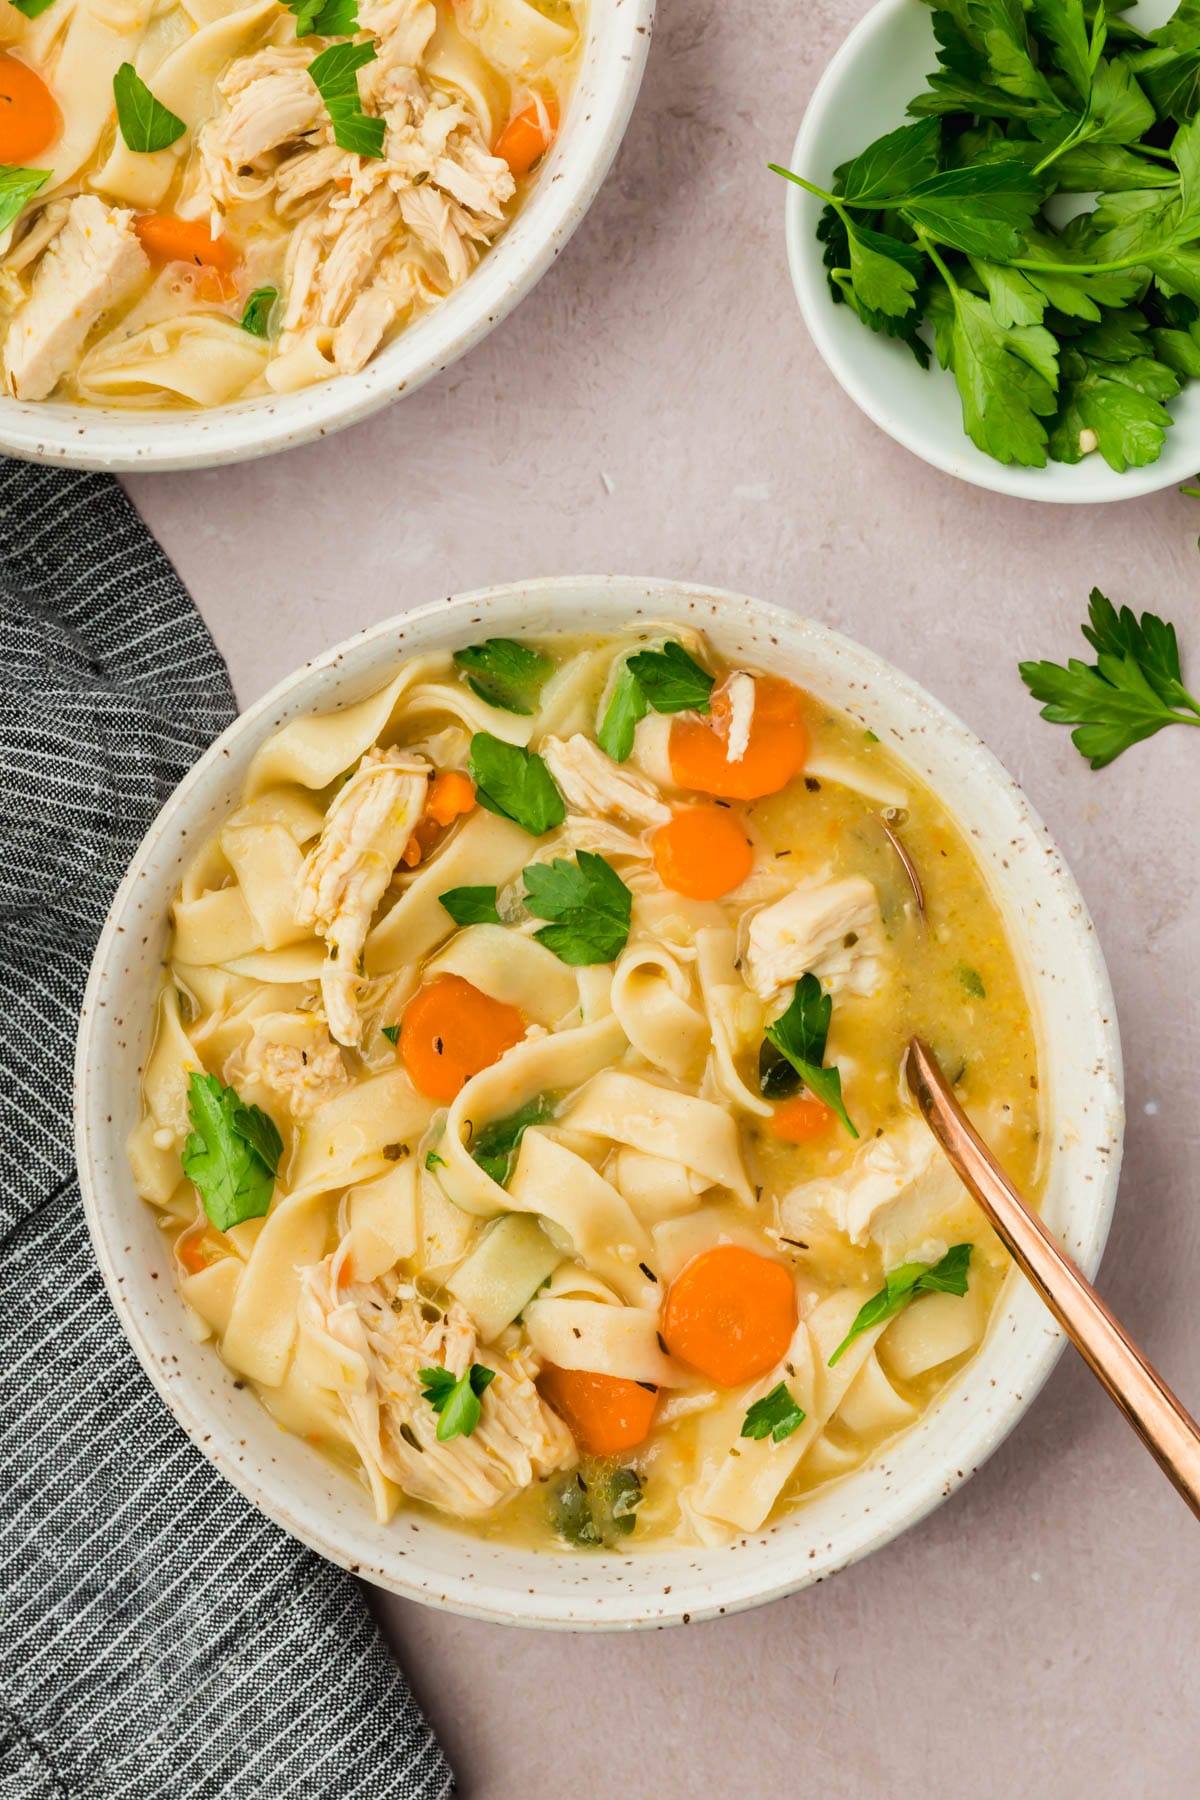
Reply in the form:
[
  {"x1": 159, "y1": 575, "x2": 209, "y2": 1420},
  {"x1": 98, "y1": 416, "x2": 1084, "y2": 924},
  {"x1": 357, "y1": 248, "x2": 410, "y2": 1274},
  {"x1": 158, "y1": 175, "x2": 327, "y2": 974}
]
[{"x1": 132, "y1": 627, "x2": 1042, "y2": 1554}]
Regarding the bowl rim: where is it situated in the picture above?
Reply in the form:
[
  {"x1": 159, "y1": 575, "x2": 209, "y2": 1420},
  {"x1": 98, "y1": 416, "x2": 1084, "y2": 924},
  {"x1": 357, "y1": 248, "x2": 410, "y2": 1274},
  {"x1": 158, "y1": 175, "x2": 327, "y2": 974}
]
[
  {"x1": 1, "y1": 0, "x2": 654, "y2": 472},
  {"x1": 783, "y1": 0, "x2": 1193, "y2": 504},
  {"x1": 74, "y1": 575, "x2": 1125, "y2": 1629}
]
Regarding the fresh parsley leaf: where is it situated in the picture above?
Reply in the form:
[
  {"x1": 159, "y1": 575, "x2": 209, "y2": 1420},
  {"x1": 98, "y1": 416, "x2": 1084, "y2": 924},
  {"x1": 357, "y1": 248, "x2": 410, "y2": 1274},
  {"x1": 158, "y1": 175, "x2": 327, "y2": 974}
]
[
  {"x1": 425, "y1": 1149, "x2": 446, "y2": 1170},
  {"x1": 113, "y1": 62, "x2": 186, "y2": 154},
  {"x1": 287, "y1": 0, "x2": 357, "y2": 34},
  {"x1": 1050, "y1": 321, "x2": 1180, "y2": 471},
  {"x1": 607, "y1": 1466, "x2": 644, "y2": 1533},
  {"x1": 1131, "y1": 0, "x2": 1200, "y2": 123},
  {"x1": 829, "y1": 1244, "x2": 974, "y2": 1366},
  {"x1": 240, "y1": 286, "x2": 277, "y2": 337},
  {"x1": 308, "y1": 41, "x2": 385, "y2": 158},
  {"x1": 844, "y1": 221, "x2": 924, "y2": 318},
  {"x1": 472, "y1": 1094, "x2": 556, "y2": 1186},
  {"x1": 418, "y1": 1362, "x2": 495, "y2": 1441},
  {"x1": 468, "y1": 733, "x2": 565, "y2": 835},
  {"x1": 958, "y1": 964, "x2": 987, "y2": 999},
  {"x1": 625, "y1": 641, "x2": 714, "y2": 714},
  {"x1": 9, "y1": 0, "x2": 57, "y2": 18},
  {"x1": 381, "y1": 1023, "x2": 401, "y2": 1045},
  {"x1": 1019, "y1": 586, "x2": 1200, "y2": 766},
  {"x1": 439, "y1": 884, "x2": 501, "y2": 926},
  {"x1": 522, "y1": 851, "x2": 632, "y2": 965},
  {"x1": 839, "y1": 118, "x2": 942, "y2": 203},
  {"x1": 180, "y1": 1071, "x2": 282, "y2": 1233},
  {"x1": 454, "y1": 638, "x2": 555, "y2": 715},
  {"x1": 900, "y1": 160, "x2": 1044, "y2": 260},
  {"x1": 763, "y1": 974, "x2": 858, "y2": 1138},
  {"x1": 597, "y1": 661, "x2": 650, "y2": 762},
  {"x1": 930, "y1": 284, "x2": 1059, "y2": 467},
  {"x1": 741, "y1": 1382, "x2": 806, "y2": 1444},
  {"x1": 759, "y1": 1036, "x2": 803, "y2": 1100},
  {"x1": 0, "y1": 167, "x2": 51, "y2": 237}
]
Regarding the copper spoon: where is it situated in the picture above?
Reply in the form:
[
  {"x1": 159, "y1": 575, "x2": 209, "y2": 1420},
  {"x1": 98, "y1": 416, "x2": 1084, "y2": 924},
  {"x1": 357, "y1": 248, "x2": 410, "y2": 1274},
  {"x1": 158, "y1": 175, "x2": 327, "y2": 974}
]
[{"x1": 906, "y1": 1037, "x2": 1200, "y2": 1521}]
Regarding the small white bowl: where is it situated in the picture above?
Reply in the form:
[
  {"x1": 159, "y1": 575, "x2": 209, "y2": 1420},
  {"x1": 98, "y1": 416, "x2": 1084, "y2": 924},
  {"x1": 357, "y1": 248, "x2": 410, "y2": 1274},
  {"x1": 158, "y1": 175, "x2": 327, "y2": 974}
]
[
  {"x1": 2, "y1": 1, "x2": 653, "y2": 472},
  {"x1": 75, "y1": 576, "x2": 1123, "y2": 1629},
  {"x1": 784, "y1": 0, "x2": 1193, "y2": 502}
]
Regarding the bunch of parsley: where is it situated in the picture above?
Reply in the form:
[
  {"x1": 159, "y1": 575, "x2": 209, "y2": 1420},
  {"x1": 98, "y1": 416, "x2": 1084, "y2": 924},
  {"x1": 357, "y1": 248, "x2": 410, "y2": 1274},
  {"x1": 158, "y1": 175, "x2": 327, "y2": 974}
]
[{"x1": 773, "y1": 0, "x2": 1200, "y2": 472}]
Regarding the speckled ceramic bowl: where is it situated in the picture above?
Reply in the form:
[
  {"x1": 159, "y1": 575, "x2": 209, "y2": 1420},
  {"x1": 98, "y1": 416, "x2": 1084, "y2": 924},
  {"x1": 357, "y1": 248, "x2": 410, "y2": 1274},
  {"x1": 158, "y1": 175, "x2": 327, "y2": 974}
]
[
  {"x1": 75, "y1": 577, "x2": 1123, "y2": 1629},
  {"x1": 2, "y1": 0, "x2": 653, "y2": 472}
]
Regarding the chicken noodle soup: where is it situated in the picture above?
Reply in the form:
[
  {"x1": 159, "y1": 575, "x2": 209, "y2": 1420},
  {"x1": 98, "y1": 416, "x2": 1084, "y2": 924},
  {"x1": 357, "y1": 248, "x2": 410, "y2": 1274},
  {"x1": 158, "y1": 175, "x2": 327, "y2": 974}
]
[
  {"x1": 0, "y1": 0, "x2": 582, "y2": 405},
  {"x1": 130, "y1": 627, "x2": 1043, "y2": 1549}
]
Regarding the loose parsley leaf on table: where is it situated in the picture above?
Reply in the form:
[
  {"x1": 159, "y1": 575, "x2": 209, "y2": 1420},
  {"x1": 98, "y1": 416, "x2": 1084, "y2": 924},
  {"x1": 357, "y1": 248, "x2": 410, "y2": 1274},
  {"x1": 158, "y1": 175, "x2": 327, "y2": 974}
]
[
  {"x1": 1020, "y1": 587, "x2": 1200, "y2": 766},
  {"x1": 741, "y1": 1382, "x2": 806, "y2": 1444},
  {"x1": 181, "y1": 1071, "x2": 283, "y2": 1233},
  {"x1": 308, "y1": 41, "x2": 385, "y2": 158},
  {"x1": 113, "y1": 63, "x2": 186, "y2": 154},
  {"x1": 468, "y1": 732, "x2": 565, "y2": 834},
  {"x1": 828, "y1": 1245, "x2": 974, "y2": 1367},
  {"x1": 763, "y1": 973, "x2": 858, "y2": 1138},
  {"x1": 522, "y1": 851, "x2": 632, "y2": 965},
  {"x1": 418, "y1": 1363, "x2": 495, "y2": 1441},
  {"x1": 454, "y1": 639, "x2": 555, "y2": 715}
]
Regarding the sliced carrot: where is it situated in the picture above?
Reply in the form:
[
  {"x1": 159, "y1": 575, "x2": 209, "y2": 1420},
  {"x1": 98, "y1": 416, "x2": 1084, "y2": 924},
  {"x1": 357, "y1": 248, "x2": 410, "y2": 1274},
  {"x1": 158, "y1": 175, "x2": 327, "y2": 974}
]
[
  {"x1": 670, "y1": 675, "x2": 808, "y2": 801},
  {"x1": 195, "y1": 266, "x2": 239, "y2": 303},
  {"x1": 178, "y1": 1233, "x2": 216, "y2": 1275},
  {"x1": 769, "y1": 1095, "x2": 834, "y2": 1144},
  {"x1": 652, "y1": 804, "x2": 753, "y2": 900},
  {"x1": 0, "y1": 55, "x2": 60, "y2": 162},
  {"x1": 661, "y1": 1245, "x2": 797, "y2": 1387},
  {"x1": 401, "y1": 812, "x2": 442, "y2": 868},
  {"x1": 400, "y1": 973, "x2": 524, "y2": 1104},
  {"x1": 426, "y1": 769, "x2": 476, "y2": 827},
  {"x1": 494, "y1": 96, "x2": 559, "y2": 176},
  {"x1": 135, "y1": 214, "x2": 240, "y2": 272},
  {"x1": 538, "y1": 1365, "x2": 658, "y2": 1457}
]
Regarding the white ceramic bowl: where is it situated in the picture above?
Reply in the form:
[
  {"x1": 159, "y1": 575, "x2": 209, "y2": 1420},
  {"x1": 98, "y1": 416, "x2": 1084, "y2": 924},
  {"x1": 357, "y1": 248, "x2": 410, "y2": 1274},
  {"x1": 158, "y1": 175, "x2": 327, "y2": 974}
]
[
  {"x1": 3, "y1": 2, "x2": 653, "y2": 472},
  {"x1": 75, "y1": 576, "x2": 1123, "y2": 1629},
  {"x1": 784, "y1": 0, "x2": 1191, "y2": 503}
]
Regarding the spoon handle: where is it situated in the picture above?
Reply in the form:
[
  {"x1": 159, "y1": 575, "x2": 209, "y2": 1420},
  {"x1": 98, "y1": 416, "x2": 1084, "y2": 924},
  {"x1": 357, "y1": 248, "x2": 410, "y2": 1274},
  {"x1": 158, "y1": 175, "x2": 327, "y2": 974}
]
[{"x1": 906, "y1": 1038, "x2": 1200, "y2": 1521}]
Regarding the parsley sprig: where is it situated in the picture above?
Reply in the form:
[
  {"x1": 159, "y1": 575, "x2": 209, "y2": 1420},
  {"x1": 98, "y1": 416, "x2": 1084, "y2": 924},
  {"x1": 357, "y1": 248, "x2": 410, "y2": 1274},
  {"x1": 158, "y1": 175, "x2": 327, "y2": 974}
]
[
  {"x1": 0, "y1": 168, "x2": 51, "y2": 236},
  {"x1": 829, "y1": 1245, "x2": 973, "y2": 1366},
  {"x1": 598, "y1": 642, "x2": 713, "y2": 761},
  {"x1": 771, "y1": 1, "x2": 1200, "y2": 472},
  {"x1": 471, "y1": 1094, "x2": 557, "y2": 1185},
  {"x1": 113, "y1": 63, "x2": 186, "y2": 154},
  {"x1": 418, "y1": 1363, "x2": 495, "y2": 1441},
  {"x1": 763, "y1": 974, "x2": 858, "y2": 1139},
  {"x1": 522, "y1": 851, "x2": 633, "y2": 965},
  {"x1": 468, "y1": 733, "x2": 565, "y2": 835},
  {"x1": 454, "y1": 639, "x2": 556, "y2": 716},
  {"x1": 180, "y1": 1071, "x2": 283, "y2": 1233},
  {"x1": 1020, "y1": 587, "x2": 1200, "y2": 766},
  {"x1": 308, "y1": 41, "x2": 385, "y2": 158},
  {"x1": 741, "y1": 1382, "x2": 806, "y2": 1444}
]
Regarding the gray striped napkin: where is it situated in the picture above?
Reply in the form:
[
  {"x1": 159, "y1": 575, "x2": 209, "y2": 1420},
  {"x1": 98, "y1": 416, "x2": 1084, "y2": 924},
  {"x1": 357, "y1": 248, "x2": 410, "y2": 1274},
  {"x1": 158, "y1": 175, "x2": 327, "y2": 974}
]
[{"x1": 0, "y1": 463, "x2": 452, "y2": 1800}]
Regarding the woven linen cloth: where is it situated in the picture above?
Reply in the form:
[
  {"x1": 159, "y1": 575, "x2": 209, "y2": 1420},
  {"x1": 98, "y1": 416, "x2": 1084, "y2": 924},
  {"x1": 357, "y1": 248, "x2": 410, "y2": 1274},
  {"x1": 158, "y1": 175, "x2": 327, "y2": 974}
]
[{"x1": 0, "y1": 463, "x2": 452, "y2": 1800}]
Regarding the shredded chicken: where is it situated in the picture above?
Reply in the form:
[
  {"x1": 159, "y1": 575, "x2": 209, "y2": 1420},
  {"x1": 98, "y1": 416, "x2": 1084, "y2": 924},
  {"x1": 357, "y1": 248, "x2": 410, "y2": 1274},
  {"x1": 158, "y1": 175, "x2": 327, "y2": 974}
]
[
  {"x1": 3, "y1": 197, "x2": 149, "y2": 401},
  {"x1": 542, "y1": 734, "x2": 671, "y2": 829},
  {"x1": 295, "y1": 748, "x2": 429, "y2": 1046},
  {"x1": 780, "y1": 1118, "x2": 964, "y2": 1266},
  {"x1": 723, "y1": 673, "x2": 756, "y2": 762},
  {"x1": 299, "y1": 1265, "x2": 575, "y2": 1519},
  {"x1": 238, "y1": 1010, "x2": 349, "y2": 1118},
  {"x1": 744, "y1": 875, "x2": 886, "y2": 1001},
  {"x1": 188, "y1": 0, "x2": 514, "y2": 373}
]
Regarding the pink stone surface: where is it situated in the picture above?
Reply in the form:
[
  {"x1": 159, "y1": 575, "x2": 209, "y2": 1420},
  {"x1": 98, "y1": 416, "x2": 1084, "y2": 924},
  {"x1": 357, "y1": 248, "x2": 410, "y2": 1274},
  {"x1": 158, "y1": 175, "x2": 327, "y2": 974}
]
[{"x1": 127, "y1": 2, "x2": 1200, "y2": 1791}]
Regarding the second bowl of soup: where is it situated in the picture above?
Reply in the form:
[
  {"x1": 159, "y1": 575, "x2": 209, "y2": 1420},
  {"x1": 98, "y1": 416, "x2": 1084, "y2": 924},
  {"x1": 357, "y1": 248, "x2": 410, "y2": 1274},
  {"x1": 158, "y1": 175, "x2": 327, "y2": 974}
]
[{"x1": 76, "y1": 577, "x2": 1123, "y2": 1625}]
